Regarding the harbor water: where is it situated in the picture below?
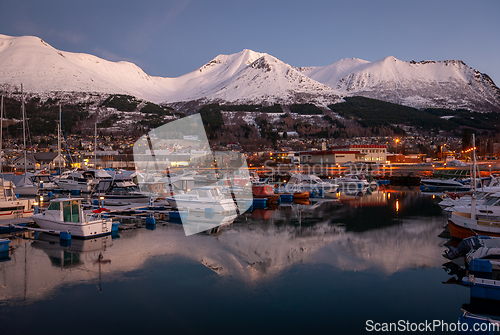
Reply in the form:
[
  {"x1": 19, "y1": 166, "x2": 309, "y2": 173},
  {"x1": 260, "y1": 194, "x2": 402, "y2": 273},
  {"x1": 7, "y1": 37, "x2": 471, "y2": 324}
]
[{"x1": 0, "y1": 187, "x2": 476, "y2": 334}]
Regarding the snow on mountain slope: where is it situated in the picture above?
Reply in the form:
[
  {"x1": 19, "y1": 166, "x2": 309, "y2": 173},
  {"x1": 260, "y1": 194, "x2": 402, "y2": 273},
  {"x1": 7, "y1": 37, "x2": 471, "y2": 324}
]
[
  {"x1": 0, "y1": 34, "x2": 175, "y2": 102},
  {"x1": 300, "y1": 56, "x2": 500, "y2": 112},
  {"x1": 0, "y1": 35, "x2": 341, "y2": 106},
  {"x1": 1, "y1": 34, "x2": 499, "y2": 112},
  {"x1": 171, "y1": 52, "x2": 342, "y2": 105}
]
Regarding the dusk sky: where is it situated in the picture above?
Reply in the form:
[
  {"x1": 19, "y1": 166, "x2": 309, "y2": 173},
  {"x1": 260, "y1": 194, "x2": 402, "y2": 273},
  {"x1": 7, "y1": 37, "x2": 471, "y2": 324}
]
[{"x1": 2, "y1": 0, "x2": 499, "y2": 84}]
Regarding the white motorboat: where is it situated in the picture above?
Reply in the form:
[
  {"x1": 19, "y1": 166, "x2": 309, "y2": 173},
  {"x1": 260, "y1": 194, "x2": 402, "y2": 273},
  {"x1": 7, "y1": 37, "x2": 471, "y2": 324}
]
[
  {"x1": 159, "y1": 172, "x2": 196, "y2": 193},
  {"x1": 14, "y1": 176, "x2": 39, "y2": 196},
  {"x1": 56, "y1": 172, "x2": 94, "y2": 193},
  {"x1": 439, "y1": 186, "x2": 500, "y2": 210},
  {"x1": 448, "y1": 192, "x2": 500, "y2": 220},
  {"x1": 81, "y1": 169, "x2": 113, "y2": 185},
  {"x1": 447, "y1": 134, "x2": 500, "y2": 239},
  {"x1": 94, "y1": 179, "x2": 154, "y2": 205},
  {"x1": 0, "y1": 178, "x2": 34, "y2": 220},
  {"x1": 32, "y1": 198, "x2": 113, "y2": 238},
  {"x1": 467, "y1": 238, "x2": 500, "y2": 270},
  {"x1": 30, "y1": 172, "x2": 58, "y2": 191},
  {"x1": 335, "y1": 173, "x2": 371, "y2": 191},
  {"x1": 285, "y1": 174, "x2": 339, "y2": 194},
  {"x1": 166, "y1": 185, "x2": 237, "y2": 214},
  {"x1": 420, "y1": 178, "x2": 469, "y2": 192}
]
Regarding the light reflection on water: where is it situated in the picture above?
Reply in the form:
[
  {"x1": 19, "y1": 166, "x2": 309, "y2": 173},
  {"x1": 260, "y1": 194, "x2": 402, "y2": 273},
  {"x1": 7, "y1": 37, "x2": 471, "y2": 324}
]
[{"x1": 0, "y1": 187, "x2": 470, "y2": 334}]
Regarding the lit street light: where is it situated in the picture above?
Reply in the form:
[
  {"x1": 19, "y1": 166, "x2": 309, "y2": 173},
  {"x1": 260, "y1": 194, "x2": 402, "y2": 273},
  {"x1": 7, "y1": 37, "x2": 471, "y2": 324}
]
[{"x1": 395, "y1": 139, "x2": 400, "y2": 163}]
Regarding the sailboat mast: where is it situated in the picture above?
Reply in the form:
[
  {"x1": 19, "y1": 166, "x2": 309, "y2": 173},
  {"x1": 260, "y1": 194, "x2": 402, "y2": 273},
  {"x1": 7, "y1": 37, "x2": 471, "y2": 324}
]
[
  {"x1": 0, "y1": 95, "x2": 3, "y2": 174},
  {"x1": 472, "y1": 134, "x2": 477, "y2": 191},
  {"x1": 58, "y1": 105, "x2": 62, "y2": 178},
  {"x1": 94, "y1": 122, "x2": 97, "y2": 169},
  {"x1": 22, "y1": 85, "x2": 27, "y2": 174},
  {"x1": 471, "y1": 133, "x2": 477, "y2": 221}
]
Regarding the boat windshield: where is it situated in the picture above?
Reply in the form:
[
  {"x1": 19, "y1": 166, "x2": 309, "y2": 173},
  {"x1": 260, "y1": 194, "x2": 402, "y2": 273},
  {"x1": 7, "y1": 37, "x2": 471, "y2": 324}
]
[
  {"x1": 47, "y1": 202, "x2": 60, "y2": 211},
  {"x1": 210, "y1": 188, "x2": 221, "y2": 197},
  {"x1": 198, "y1": 190, "x2": 209, "y2": 198},
  {"x1": 4, "y1": 188, "x2": 13, "y2": 199},
  {"x1": 62, "y1": 200, "x2": 80, "y2": 222},
  {"x1": 484, "y1": 196, "x2": 500, "y2": 206}
]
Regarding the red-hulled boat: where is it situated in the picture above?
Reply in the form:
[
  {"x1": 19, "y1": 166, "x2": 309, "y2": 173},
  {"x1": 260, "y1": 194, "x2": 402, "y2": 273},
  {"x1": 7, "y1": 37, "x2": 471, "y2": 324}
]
[{"x1": 252, "y1": 185, "x2": 280, "y2": 203}]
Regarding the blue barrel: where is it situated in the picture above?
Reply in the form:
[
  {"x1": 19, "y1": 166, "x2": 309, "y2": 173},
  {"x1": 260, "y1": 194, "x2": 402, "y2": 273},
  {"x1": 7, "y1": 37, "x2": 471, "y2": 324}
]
[
  {"x1": 0, "y1": 239, "x2": 11, "y2": 252},
  {"x1": 59, "y1": 231, "x2": 71, "y2": 240},
  {"x1": 253, "y1": 198, "x2": 267, "y2": 208}
]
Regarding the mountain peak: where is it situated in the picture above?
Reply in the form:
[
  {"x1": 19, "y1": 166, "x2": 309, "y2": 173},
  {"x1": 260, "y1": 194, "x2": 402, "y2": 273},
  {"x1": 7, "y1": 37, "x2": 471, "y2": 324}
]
[{"x1": 0, "y1": 34, "x2": 498, "y2": 111}]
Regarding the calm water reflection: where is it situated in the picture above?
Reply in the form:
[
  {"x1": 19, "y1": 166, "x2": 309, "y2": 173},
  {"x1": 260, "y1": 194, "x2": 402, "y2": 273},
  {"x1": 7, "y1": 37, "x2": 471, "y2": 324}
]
[{"x1": 0, "y1": 187, "x2": 471, "y2": 334}]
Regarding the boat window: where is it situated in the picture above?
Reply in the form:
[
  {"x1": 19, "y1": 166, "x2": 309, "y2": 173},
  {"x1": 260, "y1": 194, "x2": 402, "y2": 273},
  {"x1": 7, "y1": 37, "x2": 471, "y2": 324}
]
[
  {"x1": 111, "y1": 187, "x2": 125, "y2": 194},
  {"x1": 210, "y1": 188, "x2": 220, "y2": 197},
  {"x1": 47, "y1": 202, "x2": 60, "y2": 211},
  {"x1": 4, "y1": 188, "x2": 13, "y2": 199},
  {"x1": 71, "y1": 200, "x2": 80, "y2": 223},
  {"x1": 63, "y1": 201, "x2": 71, "y2": 222},
  {"x1": 198, "y1": 190, "x2": 209, "y2": 198},
  {"x1": 485, "y1": 197, "x2": 499, "y2": 206}
]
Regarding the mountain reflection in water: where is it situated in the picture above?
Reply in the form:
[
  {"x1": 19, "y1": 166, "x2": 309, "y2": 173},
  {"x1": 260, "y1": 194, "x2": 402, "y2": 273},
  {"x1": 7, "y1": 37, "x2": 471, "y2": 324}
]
[{"x1": 0, "y1": 187, "x2": 447, "y2": 304}]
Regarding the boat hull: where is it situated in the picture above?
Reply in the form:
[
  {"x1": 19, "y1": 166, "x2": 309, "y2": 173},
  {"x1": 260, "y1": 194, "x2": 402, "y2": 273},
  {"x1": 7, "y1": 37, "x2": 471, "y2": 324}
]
[
  {"x1": 448, "y1": 212, "x2": 500, "y2": 239},
  {"x1": 166, "y1": 198, "x2": 237, "y2": 214},
  {"x1": 56, "y1": 181, "x2": 93, "y2": 193},
  {"x1": 15, "y1": 186, "x2": 38, "y2": 196},
  {"x1": 32, "y1": 216, "x2": 113, "y2": 238},
  {"x1": 292, "y1": 191, "x2": 310, "y2": 200},
  {"x1": 0, "y1": 199, "x2": 34, "y2": 221},
  {"x1": 253, "y1": 194, "x2": 280, "y2": 203},
  {"x1": 98, "y1": 194, "x2": 152, "y2": 206}
]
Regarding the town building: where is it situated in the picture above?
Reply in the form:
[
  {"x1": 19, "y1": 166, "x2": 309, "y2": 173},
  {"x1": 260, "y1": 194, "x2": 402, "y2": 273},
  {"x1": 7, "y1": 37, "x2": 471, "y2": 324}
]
[
  {"x1": 298, "y1": 150, "x2": 363, "y2": 165},
  {"x1": 332, "y1": 145, "x2": 387, "y2": 163}
]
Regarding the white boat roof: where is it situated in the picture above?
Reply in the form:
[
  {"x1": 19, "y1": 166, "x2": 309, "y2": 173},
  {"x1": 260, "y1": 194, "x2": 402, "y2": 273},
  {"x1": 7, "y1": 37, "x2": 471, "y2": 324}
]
[
  {"x1": 115, "y1": 181, "x2": 137, "y2": 187},
  {"x1": 47, "y1": 198, "x2": 84, "y2": 202},
  {"x1": 196, "y1": 185, "x2": 222, "y2": 189},
  {"x1": 91, "y1": 169, "x2": 112, "y2": 178}
]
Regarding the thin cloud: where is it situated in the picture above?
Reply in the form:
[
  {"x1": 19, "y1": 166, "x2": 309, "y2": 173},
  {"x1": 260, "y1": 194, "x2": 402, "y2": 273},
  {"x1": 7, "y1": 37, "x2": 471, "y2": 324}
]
[{"x1": 128, "y1": 0, "x2": 191, "y2": 48}]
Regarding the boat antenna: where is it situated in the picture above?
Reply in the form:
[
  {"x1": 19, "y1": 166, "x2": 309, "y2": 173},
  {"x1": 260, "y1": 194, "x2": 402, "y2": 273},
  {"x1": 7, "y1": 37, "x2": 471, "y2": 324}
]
[
  {"x1": 58, "y1": 105, "x2": 62, "y2": 179},
  {"x1": 94, "y1": 117, "x2": 97, "y2": 169},
  {"x1": 471, "y1": 134, "x2": 477, "y2": 221}
]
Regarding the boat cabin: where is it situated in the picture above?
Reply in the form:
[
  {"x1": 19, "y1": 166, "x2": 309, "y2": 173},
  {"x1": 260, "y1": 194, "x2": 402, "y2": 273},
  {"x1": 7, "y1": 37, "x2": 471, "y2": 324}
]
[
  {"x1": 45, "y1": 198, "x2": 83, "y2": 223},
  {"x1": 30, "y1": 174, "x2": 54, "y2": 184},
  {"x1": 0, "y1": 179, "x2": 16, "y2": 201},
  {"x1": 96, "y1": 179, "x2": 140, "y2": 194}
]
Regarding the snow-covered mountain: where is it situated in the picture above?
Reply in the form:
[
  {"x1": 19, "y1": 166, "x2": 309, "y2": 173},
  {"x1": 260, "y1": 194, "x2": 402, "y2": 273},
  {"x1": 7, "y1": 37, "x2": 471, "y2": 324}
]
[
  {"x1": 0, "y1": 34, "x2": 341, "y2": 107},
  {"x1": 171, "y1": 50, "x2": 342, "y2": 106},
  {"x1": 0, "y1": 34, "x2": 175, "y2": 102},
  {"x1": 1, "y1": 34, "x2": 499, "y2": 112},
  {"x1": 299, "y1": 56, "x2": 500, "y2": 112}
]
